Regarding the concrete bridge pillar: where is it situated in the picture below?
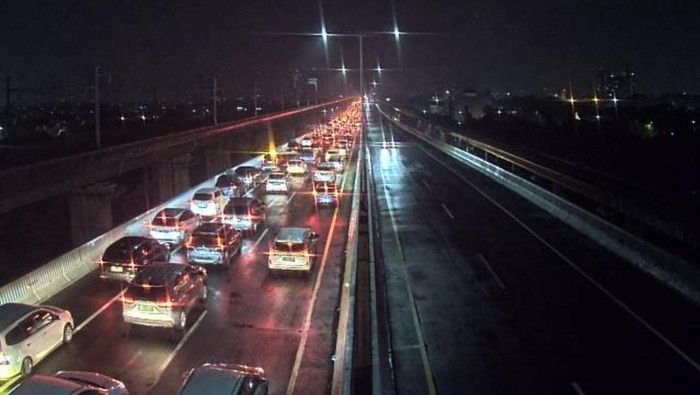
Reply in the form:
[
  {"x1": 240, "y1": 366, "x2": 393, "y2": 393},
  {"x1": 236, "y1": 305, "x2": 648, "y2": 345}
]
[
  {"x1": 204, "y1": 148, "x2": 231, "y2": 177},
  {"x1": 69, "y1": 182, "x2": 117, "y2": 246},
  {"x1": 148, "y1": 153, "x2": 192, "y2": 205}
]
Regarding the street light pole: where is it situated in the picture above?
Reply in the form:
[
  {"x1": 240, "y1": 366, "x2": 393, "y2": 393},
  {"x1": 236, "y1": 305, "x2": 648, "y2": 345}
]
[
  {"x1": 94, "y1": 66, "x2": 102, "y2": 149},
  {"x1": 213, "y1": 76, "x2": 218, "y2": 125},
  {"x1": 359, "y1": 35, "x2": 364, "y2": 99}
]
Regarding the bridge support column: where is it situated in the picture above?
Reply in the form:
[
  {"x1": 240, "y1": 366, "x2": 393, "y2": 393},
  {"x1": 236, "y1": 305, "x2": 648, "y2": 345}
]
[
  {"x1": 69, "y1": 182, "x2": 117, "y2": 246},
  {"x1": 148, "y1": 154, "x2": 192, "y2": 205},
  {"x1": 204, "y1": 148, "x2": 231, "y2": 176}
]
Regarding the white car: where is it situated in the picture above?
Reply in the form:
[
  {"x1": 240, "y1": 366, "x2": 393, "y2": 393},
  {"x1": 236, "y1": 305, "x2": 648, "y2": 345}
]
[
  {"x1": 268, "y1": 227, "x2": 319, "y2": 273},
  {"x1": 149, "y1": 208, "x2": 200, "y2": 245},
  {"x1": 286, "y1": 159, "x2": 308, "y2": 175},
  {"x1": 324, "y1": 149, "x2": 341, "y2": 162},
  {"x1": 313, "y1": 163, "x2": 337, "y2": 184},
  {"x1": 10, "y1": 371, "x2": 129, "y2": 395},
  {"x1": 0, "y1": 303, "x2": 74, "y2": 378},
  {"x1": 189, "y1": 187, "x2": 227, "y2": 218},
  {"x1": 327, "y1": 154, "x2": 345, "y2": 172},
  {"x1": 266, "y1": 172, "x2": 292, "y2": 193}
]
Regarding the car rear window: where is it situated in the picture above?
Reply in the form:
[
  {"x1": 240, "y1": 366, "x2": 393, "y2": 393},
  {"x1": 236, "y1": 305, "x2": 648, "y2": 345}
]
[
  {"x1": 269, "y1": 173, "x2": 285, "y2": 180},
  {"x1": 190, "y1": 234, "x2": 219, "y2": 246},
  {"x1": 125, "y1": 285, "x2": 167, "y2": 301},
  {"x1": 274, "y1": 241, "x2": 306, "y2": 253},
  {"x1": 225, "y1": 204, "x2": 249, "y2": 215},
  {"x1": 216, "y1": 176, "x2": 233, "y2": 187},
  {"x1": 193, "y1": 193, "x2": 213, "y2": 201},
  {"x1": 103, "y1": 247, "x2": 133, "y2": 262},
  {"x1": 151, "y1": 217, "x2": 178, "y2": 227}
]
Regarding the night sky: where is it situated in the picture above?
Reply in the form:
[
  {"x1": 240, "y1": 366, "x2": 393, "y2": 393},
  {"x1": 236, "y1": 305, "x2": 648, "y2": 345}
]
[{"x1": 1, "y1": 0, "x2": 699, "y2": 99}]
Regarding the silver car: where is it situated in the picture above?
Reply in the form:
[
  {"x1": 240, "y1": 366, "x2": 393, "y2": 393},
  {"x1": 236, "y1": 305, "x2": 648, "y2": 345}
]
[
  {"x1": 0, "y1": 303, "x2": 74, "y2": 379},
  {"x1": 9, "y1": 371, "x2": 129, "y2": 395}
]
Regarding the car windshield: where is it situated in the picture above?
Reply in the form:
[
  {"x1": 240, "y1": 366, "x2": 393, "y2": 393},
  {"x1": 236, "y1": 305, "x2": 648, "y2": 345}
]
[{"x1": 273, "y1": 241, "x2": 306, "y2": 253}]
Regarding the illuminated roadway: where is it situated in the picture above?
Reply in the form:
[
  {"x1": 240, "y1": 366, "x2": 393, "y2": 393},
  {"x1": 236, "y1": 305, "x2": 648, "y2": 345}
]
[
  {"x1": 3, "y1": 126, "x2": 361, "y2": 394},
  {"x1": 367, "y1": 104, "x2": 700, "y2": 395},
  {"x1": 3, "y1": 103, "x2": 700, "y2": 395}
]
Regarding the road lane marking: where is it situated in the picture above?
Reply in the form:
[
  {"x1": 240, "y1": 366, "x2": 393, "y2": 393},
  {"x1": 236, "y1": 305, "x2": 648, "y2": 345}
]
[
  {"x1": 286, "y1": 144, "x2": 357, "y2": 395},
  {"x1": 151, "y1": 311, "x2": 208, "y2": 388},
  {"x1": 571, "y1": 382, "x2": 586, "y2": 395},
  {"x1": 476, "y1": 254, "x2": 506, "y2": 290},
  {"x1": 0, "y1": 376, "x2": 21, "y2": 394},
  {"x1": 285, "y1": 192, "x2": 297, "y2": 206},
  {"x1": 75, "y1": 290, "x2": 125, "y2": 334},
  {"x1": 374, "y1": 145, "x2": 437, "y2": 395},
  {"x1": 440, "y1": 203, "x2": 455, "y2": 220},
  {"x1": 421, "y1": 179, "x2": 431, "y2": 190},
  {"x1": 249, "y1": 227, "x2": 269, "y2": 254},
  {"x1": 417, "y1": 144, "x2": 700, "y2": 373}
]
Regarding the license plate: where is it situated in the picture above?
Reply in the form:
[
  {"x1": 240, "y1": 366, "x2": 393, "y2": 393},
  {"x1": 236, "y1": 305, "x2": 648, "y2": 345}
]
[
  {"x1": 197, "y1": 202, "x2": 207, "y2": 208},
  {"x1": 138, "y1": 305, "x2": 153, "y2": 312},
  {"x1": 282, "y1": 256, "x2": 295, "y2": 262},
  {"x1": 110, "y1": 266, "x2": 123, "y2": 273}
]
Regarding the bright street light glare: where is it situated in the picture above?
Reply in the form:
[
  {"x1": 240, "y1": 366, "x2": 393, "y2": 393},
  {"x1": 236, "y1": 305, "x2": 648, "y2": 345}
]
[{"x1": 394, "y1": 26, "x2": 400, "y2": 40}]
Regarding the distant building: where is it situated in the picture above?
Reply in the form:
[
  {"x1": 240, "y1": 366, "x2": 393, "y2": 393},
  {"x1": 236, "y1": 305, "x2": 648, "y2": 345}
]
[{"x1": 597, "y1": 68, "x2": 638, "y2": 99}]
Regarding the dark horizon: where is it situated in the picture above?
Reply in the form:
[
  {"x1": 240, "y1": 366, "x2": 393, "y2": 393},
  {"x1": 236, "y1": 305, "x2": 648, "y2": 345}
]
[{"x1": 2, "y1": 0, "x2": 700, "y2": 101}]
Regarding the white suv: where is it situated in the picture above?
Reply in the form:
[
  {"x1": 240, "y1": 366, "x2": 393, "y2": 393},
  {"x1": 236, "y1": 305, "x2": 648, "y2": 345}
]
[{"x1": 190, "y1": 187, "x2": 227, "y2": 218}]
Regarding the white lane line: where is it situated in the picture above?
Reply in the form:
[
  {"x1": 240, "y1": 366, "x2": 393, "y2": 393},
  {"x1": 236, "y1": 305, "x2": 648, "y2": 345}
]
[
  {"x1": 375, "y1": 147, "x2": 437, "y2": 395},
  {"x1": 152, "y1": 311, "x2": 208, "y2": 387},
  {"x1": 249, "y1": 227, "x2": 269, "y2": 254},
  {"x1": 0, "y1": 375, "x2": 21, "y2": 394},
  {"x1": 476, "y1": 254, "x2": 506, "y2": 290},
  {"x1": 421, "y1": 178, "x2": 431, "y2": 190},
  {"x1": 571, "y1": 381, "x2": 586, "y2": 395},
  {"x1": 440, "y1": 203, "x2": 455, "y2": 220},
  {"x1": 75, "y1": 290, "x2": 125, "y2": 333},
  {"x1": 417, "y1": 145, "x2": 700, "y2": 373},
  {"x1": 285, "y1": 192, "x2": 297, "y2": 206},
  {"x1": 286, "y1": 145, "x2": 357, "y2": 395}
]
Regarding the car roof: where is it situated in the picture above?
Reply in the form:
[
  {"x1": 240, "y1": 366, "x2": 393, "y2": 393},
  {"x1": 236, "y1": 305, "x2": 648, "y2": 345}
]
[
  {"x1": 194, "y1": 187, "x2": 219, "y2": 194},
  {"x1": 132, "y1": 263, "x2": 189, "y2": 285},
  {"x1": 0, "y1": 303, "x2": 36, "y2": 332},
  {"x1": 194, "y1": 223, "x2": 227, "y2": 233},
  {"x1": 180, "y1": 364, "x2": 265, "y2": 395},
  {"x1": 107, "y1": 236, "x2": 151, "y2": 250},
  {"x1": 9, "y1": 374, "x2": 96, "y2": 395},
  {"x1": 275, "y1": 227, "x2": 310, "y2": 244},
  {"x1": 154, "y1": 208, "x2": 188, "y2": 218},
  {"x1": 228, "y1": 197, "x2": 256, "y2": 205}
]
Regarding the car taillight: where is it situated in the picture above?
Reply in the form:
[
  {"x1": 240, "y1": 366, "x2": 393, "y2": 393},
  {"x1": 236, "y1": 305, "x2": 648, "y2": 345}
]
[
  {"x1": 121, "y1": 294, "x2": 133, "y2": 304},
  {"x1": 216, "y1": 236, "x2": 224, "y2": 250}
]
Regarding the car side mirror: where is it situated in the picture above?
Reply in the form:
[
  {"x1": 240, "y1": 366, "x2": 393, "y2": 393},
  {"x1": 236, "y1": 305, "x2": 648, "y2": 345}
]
[{"x1": 310, "y1": 232, "x2": 319, "y2": 240}]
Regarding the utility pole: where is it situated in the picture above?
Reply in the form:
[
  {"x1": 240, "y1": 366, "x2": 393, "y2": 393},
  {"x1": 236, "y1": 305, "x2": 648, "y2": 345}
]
[
  {"x1": 359, "y1": 35, "x2": 364, "y2": 100},
  {"x1": 212, "y1": 76, "x2": 218, "y2": 125},
  {"x1": 4, "y1": 75, "x2": 9, "y2": 121},
  {"x1": 95, "y1": 66, "x2": 102, "y2": 149},
  {"x1": 254, "y1": 81, "x2": 258, "y2": 117}
]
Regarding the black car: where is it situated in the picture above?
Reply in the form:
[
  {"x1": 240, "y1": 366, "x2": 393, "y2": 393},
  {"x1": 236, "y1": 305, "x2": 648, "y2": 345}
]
[
  {"x1": 287, "y1": 140, "x2": 301, "y2": 152},
  {"x1": 215, "y1": 174, "x2": 238, "y2": 197},
  {"x1": 100, "y1": 236, "x2": 170, "y2": 282},
  {"x1": 234, "y1": 166, "x2": 262, "y2": 187}
]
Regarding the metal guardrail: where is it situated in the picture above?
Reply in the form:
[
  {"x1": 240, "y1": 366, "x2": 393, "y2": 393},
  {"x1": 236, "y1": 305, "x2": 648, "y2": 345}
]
[
  {"x1": 331, "y1": 134, "x2": 363, "y2": 395},
  {"x1": 0, "y1": 97, "x2": 355, "y2": 214},
  {"x1": 0, "y1": 127, "x2": 314, "y2": 306},
  {"x1": 378, "y1": 105, "x2": 700, "y2": 305},
  {"x1": 389, "y1": 106, "x2": 698, "y2": 255}
]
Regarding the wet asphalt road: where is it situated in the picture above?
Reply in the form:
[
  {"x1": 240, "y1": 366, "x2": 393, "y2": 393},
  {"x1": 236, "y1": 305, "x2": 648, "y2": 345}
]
[
  {"x1": 9, "y1": 141, "x2": 359, "y2": 395},
  {"x1": 367, "y1": 104, "x2": 700, "y2": 395}
]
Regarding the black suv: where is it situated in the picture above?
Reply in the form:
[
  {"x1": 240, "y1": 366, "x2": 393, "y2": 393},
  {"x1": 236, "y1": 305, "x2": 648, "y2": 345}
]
[
  {"x1": 100, "y1": 236, "x2": 170, "y2": 282},
  {"x1": 122, "y1": 263, "x2": 207, "y2": 334},
  {"x1": 215, "y1": 174, "x2": 238, "y2": 197},
  {"x1": 186, "y1": 223, "x2": 243, "y2": 265},
  {"x1": 234, "y1": 166, "x2": 262, "y2": 187}
]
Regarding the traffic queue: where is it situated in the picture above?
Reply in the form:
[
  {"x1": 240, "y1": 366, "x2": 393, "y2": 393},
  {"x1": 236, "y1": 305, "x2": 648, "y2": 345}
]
[{"x1": 0, "y1": 101, "x2": 363, "y2": 394}]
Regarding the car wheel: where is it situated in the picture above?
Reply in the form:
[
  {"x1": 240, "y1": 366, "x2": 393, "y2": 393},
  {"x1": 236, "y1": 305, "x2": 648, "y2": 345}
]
[
  {"x1": 176, "y1": 310, "x2": 187, "y2": 331},
  {"x1": 62, "y1": 323, "x2": 73, "y2": 344},
  {"x1": 20, "y1": 357, "x2": 32, "y2": 377}
]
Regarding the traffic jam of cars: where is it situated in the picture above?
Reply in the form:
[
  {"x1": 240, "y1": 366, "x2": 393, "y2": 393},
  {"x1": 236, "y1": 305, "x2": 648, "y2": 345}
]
[{"x1": 0, "y1": 102, "x2": 362, "y2": 394}]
